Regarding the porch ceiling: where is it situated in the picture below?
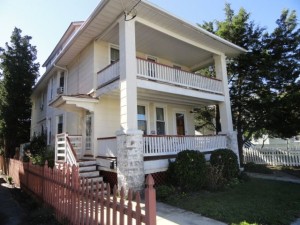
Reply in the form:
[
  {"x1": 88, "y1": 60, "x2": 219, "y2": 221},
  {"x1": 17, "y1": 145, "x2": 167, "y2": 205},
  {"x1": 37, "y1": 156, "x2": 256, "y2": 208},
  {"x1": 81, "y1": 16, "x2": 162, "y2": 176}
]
[
  {"x1": 96, "y1": 79, "x2": 221, "y2": 107},
  {"x1": 51, "y1": 0, "x2": 245, "y2": 69},
  {"x1": 49, "y1": 94, "x2": 99, "y2": 113},
  {"x1": 101, "y1": 22, "x2": 213, "y2": 68},
  {"x1": 137, "y1": 87, "x2": 221, "y2": 107}
]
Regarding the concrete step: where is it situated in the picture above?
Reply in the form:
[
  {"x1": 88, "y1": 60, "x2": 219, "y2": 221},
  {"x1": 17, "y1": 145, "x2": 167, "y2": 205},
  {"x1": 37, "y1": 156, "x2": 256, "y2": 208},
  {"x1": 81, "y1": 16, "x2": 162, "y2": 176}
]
[
  {"x1": 79, "y1": 165, "x2": 97, "y2": 172},
  {"x1": 79, "y1": 171, "x2": 100, "y2": 178},
  {"x1": 77, "y1": 160, "x2": 97, "y2": 167}
]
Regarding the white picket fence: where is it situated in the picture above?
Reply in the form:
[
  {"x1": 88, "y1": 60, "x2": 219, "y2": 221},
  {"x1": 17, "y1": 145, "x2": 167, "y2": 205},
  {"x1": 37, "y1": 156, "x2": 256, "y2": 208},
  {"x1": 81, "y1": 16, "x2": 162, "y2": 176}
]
[{"x1": 243, "y1": 147, "x2": 300, "y2": 166}]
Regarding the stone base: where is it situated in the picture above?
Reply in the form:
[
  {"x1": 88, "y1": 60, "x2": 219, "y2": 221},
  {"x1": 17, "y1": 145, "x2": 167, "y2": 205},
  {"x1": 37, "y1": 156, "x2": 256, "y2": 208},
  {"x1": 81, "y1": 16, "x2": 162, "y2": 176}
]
[{"x1": 116, "y1": 129, "x2": 145, "y2": 192}]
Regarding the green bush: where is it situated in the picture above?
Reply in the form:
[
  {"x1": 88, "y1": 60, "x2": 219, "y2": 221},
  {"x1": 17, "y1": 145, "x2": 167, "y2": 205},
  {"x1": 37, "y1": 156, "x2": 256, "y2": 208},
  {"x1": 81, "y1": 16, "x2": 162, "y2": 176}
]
[
  {"x1": 24, "y1": 134, "x2": 54, "y2": 168},
  {"x1": 169, "y1": 150, "x2": 207, "y2": 191},
  {"x1": 156, "y1": 185, "x2": 175, "y2": 201},
  {"x1": 210, "y1": 149, "x2": 239, "y2": 180},
  {"x1": 205, "y1": 164, "x2": 226, "y2": 191},
  {"x1": 243, "y1": 162, "x2": 273, "y2": 174}
]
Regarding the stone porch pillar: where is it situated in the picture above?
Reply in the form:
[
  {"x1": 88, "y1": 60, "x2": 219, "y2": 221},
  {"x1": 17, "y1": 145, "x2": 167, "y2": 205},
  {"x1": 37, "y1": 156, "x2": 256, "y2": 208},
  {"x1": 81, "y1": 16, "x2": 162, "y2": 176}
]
[
  {"x1": 117, "y1": 18, "x2": 144, "y2": 191},
  {"x1": 214, "y1": 54, "x2": 239, "y2": 159}
]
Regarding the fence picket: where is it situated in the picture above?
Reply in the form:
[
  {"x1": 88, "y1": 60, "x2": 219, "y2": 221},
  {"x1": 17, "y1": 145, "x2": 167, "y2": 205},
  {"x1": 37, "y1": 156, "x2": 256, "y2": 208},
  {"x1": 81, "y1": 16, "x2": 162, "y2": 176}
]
[
  {"x1": 0, "y1": 157, "x2": 156, "y2": 225},
  {"x1": 243, "y1": 147, "x2": 300, "y2": 166}
]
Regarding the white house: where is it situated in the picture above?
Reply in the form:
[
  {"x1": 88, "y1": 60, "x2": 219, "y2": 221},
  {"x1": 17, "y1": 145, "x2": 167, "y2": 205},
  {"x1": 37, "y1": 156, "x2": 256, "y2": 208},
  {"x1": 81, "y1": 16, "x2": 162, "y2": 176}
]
[{"x1": 30, "y1": 0, "x2": 246, "y2": 191}]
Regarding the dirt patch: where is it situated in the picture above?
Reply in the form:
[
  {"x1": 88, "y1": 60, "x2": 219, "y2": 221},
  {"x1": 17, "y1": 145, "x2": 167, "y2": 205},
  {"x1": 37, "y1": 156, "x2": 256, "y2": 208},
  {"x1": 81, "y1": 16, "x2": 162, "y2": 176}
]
[{"x1": 9, "y1": 187, "x2": 61, "y2": 225}]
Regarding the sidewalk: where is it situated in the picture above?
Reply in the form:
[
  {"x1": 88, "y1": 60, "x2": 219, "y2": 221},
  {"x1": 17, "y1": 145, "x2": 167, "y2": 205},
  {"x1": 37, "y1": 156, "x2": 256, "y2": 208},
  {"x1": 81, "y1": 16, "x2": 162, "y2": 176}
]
[
  {"x1": 0, "y1": 175, "x2": 25, "y2": 225},
  {"x1": 156, "y1": 202, "x2": 226, "y2": 225},
  {"x1": 246, "y1": 170, "x2": 300, "y2": 184}
]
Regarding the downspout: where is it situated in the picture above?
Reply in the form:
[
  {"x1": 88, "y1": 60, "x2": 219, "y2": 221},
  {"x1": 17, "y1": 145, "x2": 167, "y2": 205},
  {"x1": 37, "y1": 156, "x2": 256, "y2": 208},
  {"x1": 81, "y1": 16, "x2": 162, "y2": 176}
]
[{"x1": 53, "y1": 64, "x2": 68, "y2": 95}]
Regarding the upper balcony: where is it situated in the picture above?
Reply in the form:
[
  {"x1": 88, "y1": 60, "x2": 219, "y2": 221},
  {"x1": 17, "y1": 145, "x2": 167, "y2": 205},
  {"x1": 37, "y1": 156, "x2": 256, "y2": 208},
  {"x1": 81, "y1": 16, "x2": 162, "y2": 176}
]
[{"x1": 97, "y1": 58, "x2": 223, "y2": 97}]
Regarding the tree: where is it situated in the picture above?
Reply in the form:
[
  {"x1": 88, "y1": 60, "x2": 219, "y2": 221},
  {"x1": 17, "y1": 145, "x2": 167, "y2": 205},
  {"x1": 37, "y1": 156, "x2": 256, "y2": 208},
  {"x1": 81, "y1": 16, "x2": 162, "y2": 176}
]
[
  {"x1": 199, "y1": 5, "x2": 300, "y2": 164},
  {"x1": 262, "y1": 10, "x2": 300, "y2": 137},
  {"x1": 0, "y1": 27, "x2": 39, "y2": 157}
]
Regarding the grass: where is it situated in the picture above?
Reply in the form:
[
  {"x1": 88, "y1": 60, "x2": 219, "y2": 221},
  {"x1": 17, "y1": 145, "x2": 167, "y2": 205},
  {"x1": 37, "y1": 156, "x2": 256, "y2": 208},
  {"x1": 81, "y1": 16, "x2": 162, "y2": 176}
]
[{"x1": 162, "y1": 178, "x2": 300, "y2": 225}]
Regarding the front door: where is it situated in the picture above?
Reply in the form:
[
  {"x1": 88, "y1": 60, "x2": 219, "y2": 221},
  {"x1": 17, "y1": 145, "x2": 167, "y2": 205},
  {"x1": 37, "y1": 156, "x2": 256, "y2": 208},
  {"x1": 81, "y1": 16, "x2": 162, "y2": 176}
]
[
  {"x1": 85, "y1": 113, "x2": 93, "y2": 151},
  {"x1": 176, "y1": 112, "x2": 186, "y2": 135}
]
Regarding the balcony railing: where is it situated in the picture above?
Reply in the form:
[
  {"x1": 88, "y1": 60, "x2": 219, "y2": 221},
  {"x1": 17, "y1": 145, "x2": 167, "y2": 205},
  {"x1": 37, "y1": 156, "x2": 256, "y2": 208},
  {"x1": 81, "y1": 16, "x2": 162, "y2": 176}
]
[
  {"x1": 97, "y1": 61, "x2": 120, "y2": 89},
  {"x1": 97, "y1": 58, "x2": 223, "y2": 94},
  {"x1": 136, "y1": 58, "x2": 223, "y2": 94}
]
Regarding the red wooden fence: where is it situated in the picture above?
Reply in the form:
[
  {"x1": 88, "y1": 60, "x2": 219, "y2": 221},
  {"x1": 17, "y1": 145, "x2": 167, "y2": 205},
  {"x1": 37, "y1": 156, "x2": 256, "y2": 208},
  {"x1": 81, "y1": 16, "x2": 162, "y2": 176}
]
[{"x1": 1, "y1": 157, "x2": 156, "y2": 225}]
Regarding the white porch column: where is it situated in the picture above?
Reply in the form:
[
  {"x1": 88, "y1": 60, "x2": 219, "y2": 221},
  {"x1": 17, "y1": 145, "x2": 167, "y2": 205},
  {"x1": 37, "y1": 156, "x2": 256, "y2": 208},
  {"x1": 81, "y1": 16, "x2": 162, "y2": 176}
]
[
  {"x1": 214, "y1": 54, "x2": 233, "y2": 133},
  {"x1": 119, "y1": 18, "x2": 138, "y2": 131},
  {"x1": 214, "y1": 54, "x2": 239, "y2": 158},
  {"x1": 117, "y1": 18, "x2": 144, "y2": 191}
]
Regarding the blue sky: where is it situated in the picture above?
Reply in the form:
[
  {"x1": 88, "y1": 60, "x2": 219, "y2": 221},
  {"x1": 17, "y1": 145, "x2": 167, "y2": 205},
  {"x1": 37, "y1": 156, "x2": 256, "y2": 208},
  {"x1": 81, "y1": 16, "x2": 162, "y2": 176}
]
[{"x1": 0, "y1": 0, "x2": 299, "y2": 75}]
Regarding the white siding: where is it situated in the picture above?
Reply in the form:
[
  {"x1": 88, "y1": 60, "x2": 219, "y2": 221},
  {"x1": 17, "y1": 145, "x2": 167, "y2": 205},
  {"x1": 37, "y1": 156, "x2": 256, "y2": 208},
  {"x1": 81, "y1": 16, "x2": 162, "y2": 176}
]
[{"x1": 67, "y1": 43, "x2": 94, "y2": 95}]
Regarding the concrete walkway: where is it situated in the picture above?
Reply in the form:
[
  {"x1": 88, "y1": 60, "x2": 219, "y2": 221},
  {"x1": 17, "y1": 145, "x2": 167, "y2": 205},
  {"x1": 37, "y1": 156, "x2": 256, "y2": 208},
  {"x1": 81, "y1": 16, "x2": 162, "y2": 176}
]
[
  {"x1": 156, "y1": 202, "x2": 226, "y2": 225},
  {"x1": 0, "y1": 175, "x2": 25, "y2": 225},
  {"x1": 246, "y1": 170, "x2": 300, "y2": 184}
]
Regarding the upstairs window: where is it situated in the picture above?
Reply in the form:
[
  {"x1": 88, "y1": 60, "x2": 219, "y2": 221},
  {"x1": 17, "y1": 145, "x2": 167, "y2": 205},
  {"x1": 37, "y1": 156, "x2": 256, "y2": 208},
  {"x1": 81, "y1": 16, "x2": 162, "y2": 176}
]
[
  {"x1": 57, "y1": 72, "x2": 64, "y2": 94},
  {"x1": 39, "y1": 92, "x2": 44, "y2": 111},
  {"x1": 156, "y1": 107, "x2": 165, "y2": 135},
  {"x1": 137, "y1": 105, "x2": 147, "y2": 135},
  {"x1": 110, "y1": 47, "x2": 119, "y2": 64},
  {"x1": 147, "y1": 56, "x2": 157, "y2": 77}
]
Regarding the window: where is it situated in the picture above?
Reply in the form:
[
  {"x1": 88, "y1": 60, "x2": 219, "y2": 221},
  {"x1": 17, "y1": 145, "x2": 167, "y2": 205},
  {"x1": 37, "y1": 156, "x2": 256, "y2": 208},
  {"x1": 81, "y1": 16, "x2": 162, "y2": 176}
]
[
  {"x1": 156, "y1": 107, "x2": 165, "y2": 135},
  {"x1": 173, "y1": 65, "x2": 181, "y2": 82},
  {"x1": 49, "y1": 78, "x2": 54, "y2": 101},
  {"x1": 137, "y1": 105, "x2": 147, "y2": 135},
  {"x1": 57, "y1": 115, "x2": 63, "y2": 134},
  {"x1": 147, "y1": 56, "x2": 157, "y2": 77},
  {"x1": 47, "y1": 118, "x2": 52, "y2": 145},
  {"x1": 40, "y1": 92, "x2": 44, "y2": 111},
  {"x1": 110, "y1": 47, "x2": 119, "y2": 64},
  {"x1": 59, "y1": 72, "x2": 64, "y2": 88},
  {"x1": 57, "y1": 72, "x2": 65, "y2": 94}
]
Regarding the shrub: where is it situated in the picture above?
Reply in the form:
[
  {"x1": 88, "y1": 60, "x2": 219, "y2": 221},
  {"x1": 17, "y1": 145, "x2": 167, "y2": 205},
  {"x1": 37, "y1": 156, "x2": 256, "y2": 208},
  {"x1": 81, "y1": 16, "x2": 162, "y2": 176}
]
[
  {"x1": 210, "y1": 149, "x2": 239, "y2": 180},
  {"x1": 169, "y1": 150, "x2": 207, "y2": 191},
  {"x1": 244, "y1": 162, "x2": 273, "y2": 174},
  {"x1": 23, "y1": 134, "x2": 54, "y2": 168},
  {"x1": 156, "y1": 185, "x2": 175, "y2": 201},
  {"x1": 205, "y1": 164, "x2": 226, "y2": 191}
]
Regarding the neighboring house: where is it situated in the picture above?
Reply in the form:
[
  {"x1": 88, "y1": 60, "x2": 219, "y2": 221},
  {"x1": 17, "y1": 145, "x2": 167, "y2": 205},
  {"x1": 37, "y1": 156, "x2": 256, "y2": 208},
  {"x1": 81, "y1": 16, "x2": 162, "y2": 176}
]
[{"x1": 30, "y1": 0, "x2": 246, "y2": 191}]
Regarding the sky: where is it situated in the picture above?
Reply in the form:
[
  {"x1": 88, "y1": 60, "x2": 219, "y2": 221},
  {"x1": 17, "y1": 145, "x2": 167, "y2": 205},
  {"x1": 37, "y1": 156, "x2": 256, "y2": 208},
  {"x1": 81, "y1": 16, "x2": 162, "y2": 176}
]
[{"x1": 0, "y1": 0, "x2": 299, "y2": 75}]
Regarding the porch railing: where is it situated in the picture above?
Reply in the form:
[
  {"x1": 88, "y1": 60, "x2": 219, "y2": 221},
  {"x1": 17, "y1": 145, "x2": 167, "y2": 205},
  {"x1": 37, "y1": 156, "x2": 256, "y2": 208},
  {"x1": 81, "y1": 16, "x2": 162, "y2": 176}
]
[
  {"x1": 55, "y1": 133, "x2": 82, "y2": 165},
  {"x1": 136, "y1": 58, "x2": 223, "y2": 94},
  {"x1": 143, "y1": 135, "x2": 227, "y2": 156},
  {"x1": 97, "y1": 137, "x2": 117, "y2": 157},
  {"x1": 97, "y1": 58, "x2": 224, "y2": 94}
]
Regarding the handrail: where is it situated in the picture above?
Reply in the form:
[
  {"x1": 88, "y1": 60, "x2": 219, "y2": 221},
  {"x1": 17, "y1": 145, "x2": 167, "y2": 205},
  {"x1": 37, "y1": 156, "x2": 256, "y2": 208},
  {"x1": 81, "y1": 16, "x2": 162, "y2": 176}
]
[{"x1": 66, "y1": 136, "x2": 78, "y2": 161}]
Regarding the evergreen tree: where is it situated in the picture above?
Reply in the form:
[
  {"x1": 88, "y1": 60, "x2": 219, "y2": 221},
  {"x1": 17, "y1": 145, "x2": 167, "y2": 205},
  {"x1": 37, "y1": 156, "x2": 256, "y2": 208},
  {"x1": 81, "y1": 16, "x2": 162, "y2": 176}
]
[
  {"x1": 262, "y1": 10, "x2": 300, "y2": 138},
  {"x1": 199, "y1": 5, "x2": 300, "y2": 163},
  {"x1": 0, "y1": 27, "x2": 39, "y2": 157}
]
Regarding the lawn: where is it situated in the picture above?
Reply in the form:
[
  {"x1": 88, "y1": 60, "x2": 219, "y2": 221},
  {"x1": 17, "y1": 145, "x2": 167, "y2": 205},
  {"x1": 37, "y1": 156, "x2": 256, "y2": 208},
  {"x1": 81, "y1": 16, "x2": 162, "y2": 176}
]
[{"x1": 162, "y1": 178, "x2": 300, "y2": 225}]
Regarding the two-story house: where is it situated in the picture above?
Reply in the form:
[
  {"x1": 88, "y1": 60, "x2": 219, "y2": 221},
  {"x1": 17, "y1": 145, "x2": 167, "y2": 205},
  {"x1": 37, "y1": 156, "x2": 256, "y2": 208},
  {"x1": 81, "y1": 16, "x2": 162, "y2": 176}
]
[{"x1": 31, "y1": 0, "x2": 246, "y2": 191}]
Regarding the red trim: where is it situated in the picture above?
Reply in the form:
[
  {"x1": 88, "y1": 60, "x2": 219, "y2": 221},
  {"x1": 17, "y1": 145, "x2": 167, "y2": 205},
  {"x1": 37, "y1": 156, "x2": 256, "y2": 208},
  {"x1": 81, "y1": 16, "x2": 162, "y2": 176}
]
[
  {"x1": 96, "y1": 156, "x2": 117, "y2": 160},
  {"x1": 97, "y1": 136, "x2": 117, "y2": 140}
]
